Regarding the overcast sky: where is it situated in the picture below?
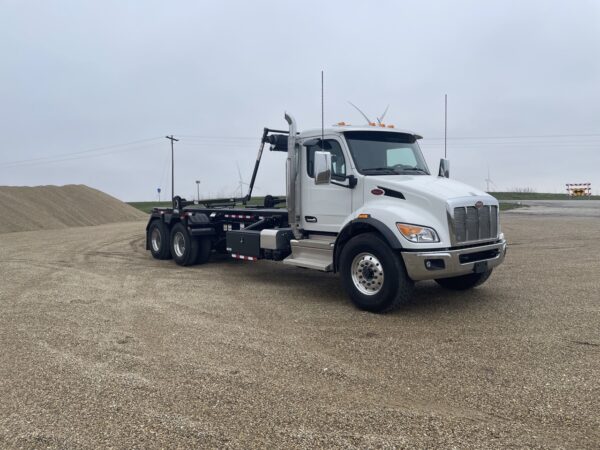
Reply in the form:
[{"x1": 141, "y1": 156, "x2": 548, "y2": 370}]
[{"x1": 1, "y1": 0, "x2": 599, "y2": 200}]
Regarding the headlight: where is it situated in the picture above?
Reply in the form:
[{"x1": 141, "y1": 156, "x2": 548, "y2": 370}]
[{"x1": 396, "y1": 223, "x2": 439, "y2": 243}]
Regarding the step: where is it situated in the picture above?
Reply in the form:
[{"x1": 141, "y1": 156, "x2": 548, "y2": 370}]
[{"x1": 283, "y1": 238, "x2": 335, "y2": 271}]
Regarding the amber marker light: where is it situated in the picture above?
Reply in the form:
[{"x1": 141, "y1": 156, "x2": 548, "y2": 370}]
[
  {"x1": 397, "y1": 224, "x2": 423, "y2": 236},
  {"x1": 396, "y1": 223, "x2": 440, "y2": 243}
]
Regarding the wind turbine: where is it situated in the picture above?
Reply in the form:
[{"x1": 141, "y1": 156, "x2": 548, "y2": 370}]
[
  {"x1": 236, "y1": 162, "x2": 250, "y2": 197},
  {"x1": 485, "y1": 167, "x2": 497, "y2": 192}
]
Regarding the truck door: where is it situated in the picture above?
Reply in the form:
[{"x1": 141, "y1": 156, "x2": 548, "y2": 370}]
[{"x1": 301, "y1": 137, "x2": 352, "y2": 232}]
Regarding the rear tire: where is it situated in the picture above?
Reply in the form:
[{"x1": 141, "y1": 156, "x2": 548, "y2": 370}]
[
  {"x1": 148, "y1": 220, "x2": 172, "y2": 260},
  {"x1": 435, "y1": 269, "x2": 493, "y2": 290},
  {"x1": 170, "y1": 223, "x2": 200, "y2": 266},
  {"x1": 339, "y1": 232, "x2": 414, "y2": 313}
]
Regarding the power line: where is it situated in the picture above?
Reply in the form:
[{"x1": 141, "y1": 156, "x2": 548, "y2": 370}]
[
  {"x1": 0, "y1": 136, "x2": 163, "y2": 168},
  {"x1": 424, "y1": 132, "x2": 600, "y2": 141},
  {"x1": 180, "y1": 132, "x2": 600, "y2": 141},
  {"x1": 2, "y1": 131, "x2": 599, "y2": 169}
]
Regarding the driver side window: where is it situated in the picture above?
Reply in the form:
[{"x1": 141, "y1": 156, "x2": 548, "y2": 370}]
[{"x1": 307, "y1": 140, "x2": 346, "y2": 180}]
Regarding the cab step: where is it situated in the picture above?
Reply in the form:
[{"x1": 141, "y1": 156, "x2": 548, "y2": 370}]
[{"x1": 283, "y1": 237, "x2": 335, "y2": 271}]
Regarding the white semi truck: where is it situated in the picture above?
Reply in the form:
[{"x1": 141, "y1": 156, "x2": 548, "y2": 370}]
[{"x1": 146, "y1": 113, "x2": 507, "y2": 312}]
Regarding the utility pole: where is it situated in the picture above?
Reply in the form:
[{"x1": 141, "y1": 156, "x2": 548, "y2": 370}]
[
  {"x1": 195, "y1": 180, "x2": 201, "y2": 202},
  {"x1": 165, "y1": 135, "x2": 179, "y2": 205}
]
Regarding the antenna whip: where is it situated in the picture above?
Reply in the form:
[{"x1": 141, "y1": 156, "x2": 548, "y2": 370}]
[{"x1": 321, "y1": 70, "x2": 324, "y2": 147}]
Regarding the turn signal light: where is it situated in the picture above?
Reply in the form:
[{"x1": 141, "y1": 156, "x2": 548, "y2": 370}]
[
  {"x1": 357, "y1": 213, "x2": 370, "y2": 219},
  {"x1": 396, "y1": 223, "x2": 440, "y2": 243},
  {"x1": 397, "y1": 224, "x2": 423, "y2": 236}
]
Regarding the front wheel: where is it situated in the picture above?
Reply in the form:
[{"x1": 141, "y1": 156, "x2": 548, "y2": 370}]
[
  {"x1": 339, "y1": 232, "x2": 414, "y2": 313},
  {"x1": 435, "y1": 269, "x2": 493, "y2": 290}
]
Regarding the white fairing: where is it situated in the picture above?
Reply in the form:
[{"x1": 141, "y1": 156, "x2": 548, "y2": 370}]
[{"x1": 345, "y1": 175, "x2": 499, "y2": 249}]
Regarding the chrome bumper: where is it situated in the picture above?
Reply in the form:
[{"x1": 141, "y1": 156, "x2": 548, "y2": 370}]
[{"x1": 401, "y1": 239, "x2": 507, "y2": 281}]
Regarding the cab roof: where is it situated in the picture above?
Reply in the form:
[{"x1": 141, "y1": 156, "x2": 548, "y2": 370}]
[{"x1": 298, "y1": 124, "x2": 422, "y2": 140}]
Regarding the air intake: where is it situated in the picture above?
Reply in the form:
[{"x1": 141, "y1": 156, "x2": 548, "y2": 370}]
[{"x1": 453, "y1": 205, "x2": 498, "y2": 243}]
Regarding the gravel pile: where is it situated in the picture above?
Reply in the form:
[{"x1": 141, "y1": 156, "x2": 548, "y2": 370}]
[{"x1": 0, "y1": 185, "x2": 146, "y2": 233}]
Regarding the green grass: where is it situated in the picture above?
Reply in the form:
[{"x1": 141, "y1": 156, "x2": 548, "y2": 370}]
[
  {"x1": 490, "y1": 192, "x2": 600, "y2": 200},
  {"x1": 128, "y1": 201, "x2": 172, "y2": 214},
  {"x1": 499, "y1": 202, "x2": 525, "y2": 211}
]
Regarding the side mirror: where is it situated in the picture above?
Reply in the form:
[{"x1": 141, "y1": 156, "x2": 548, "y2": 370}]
[
  {"x1": 314, "y1": 151, "x2": 332, "y2": 185},
  {"x1": 438, "y1": 158, "x2": 450, "y2": 178}
]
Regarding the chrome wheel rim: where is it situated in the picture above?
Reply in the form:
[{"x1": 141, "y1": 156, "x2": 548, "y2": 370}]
[
  {"x1": 351, "y1": 252, "x2": 384, "y2": 296},
  {"x1": 151, "y1": 228, "x2": 161, "y2": 252},
  {"x1": 173, "y1": 232, "x2": 186, "y2": 258}
]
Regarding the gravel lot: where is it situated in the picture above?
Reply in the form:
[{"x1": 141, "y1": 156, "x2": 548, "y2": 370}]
[{"x1": 0, "y1": 214, "x2": 598, "y2": 449}]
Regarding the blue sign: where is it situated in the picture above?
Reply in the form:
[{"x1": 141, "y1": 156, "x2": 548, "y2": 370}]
[{"x1": 157, "y1": 188, "x2": 161, "y2": 193}]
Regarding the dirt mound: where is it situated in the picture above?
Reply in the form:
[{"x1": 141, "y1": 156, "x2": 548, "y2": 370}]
[{"x1": 0, "y1": 185, "x2": 146, "y2": 234}]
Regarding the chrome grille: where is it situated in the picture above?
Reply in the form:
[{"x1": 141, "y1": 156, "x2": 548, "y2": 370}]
[{"x1": 453, "y1": 205, "x2": 498, "y2": 243}]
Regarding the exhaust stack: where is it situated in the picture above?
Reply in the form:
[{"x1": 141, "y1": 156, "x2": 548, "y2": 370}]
[{"x1": 284, "y1": 112, "x2": 302, "y2": 239}]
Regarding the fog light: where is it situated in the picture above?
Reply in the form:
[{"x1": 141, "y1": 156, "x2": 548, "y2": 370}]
[{"x1": 425, "y1": 259, "x2": 445, "y2": 270}]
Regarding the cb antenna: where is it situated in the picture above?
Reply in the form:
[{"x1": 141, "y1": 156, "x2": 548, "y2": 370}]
[
  {"x1": 348, "y1": 101, "x2": 372, "y2": 125},
  {"x1": 444, "y1": 94, "x2": 448, "y2": 159},
  {"x1": 321, "y1": 70, "x2": 324, "y2": 147},
  {"x1": 376, "y1": 105, "x2": 389, "y2": 125}
]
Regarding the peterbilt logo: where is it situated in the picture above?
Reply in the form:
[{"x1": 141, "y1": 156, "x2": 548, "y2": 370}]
[{"x1": 475, "y1": 201, "x2": 484, "y2": 209}]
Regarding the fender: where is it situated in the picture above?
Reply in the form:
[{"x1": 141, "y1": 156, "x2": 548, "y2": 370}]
[{"x1": 333, "y1": 217, "x2": 402, "y2": 272}]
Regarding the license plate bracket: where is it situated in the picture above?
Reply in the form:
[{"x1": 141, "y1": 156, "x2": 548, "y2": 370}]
[{"x1": 473, "y1": 261, "x2": 488, "y2": 273}]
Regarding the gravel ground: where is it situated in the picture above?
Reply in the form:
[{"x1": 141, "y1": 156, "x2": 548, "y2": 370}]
[{"x1": 0, "y1": 215, "x2": 598, "y2": 449}]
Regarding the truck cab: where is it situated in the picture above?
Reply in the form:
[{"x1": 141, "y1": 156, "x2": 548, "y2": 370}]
[{"x1": 146, "y1": 113, "x2": 507, "y2": 313}]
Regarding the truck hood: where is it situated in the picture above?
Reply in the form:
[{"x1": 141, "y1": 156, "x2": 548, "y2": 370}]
[
  {"x1": 357, "y1": 175, "x2": 499, "y2": 248},
  {"x1": 366, "y1": 175, "x2": 493, "y2": 203}
]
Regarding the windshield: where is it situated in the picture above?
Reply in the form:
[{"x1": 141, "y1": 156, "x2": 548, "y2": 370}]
[{"x1": 344, "y1": 131, "x2": 430, "y2": 175}]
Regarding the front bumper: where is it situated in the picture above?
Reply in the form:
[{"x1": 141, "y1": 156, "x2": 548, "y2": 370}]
[{"x1": 401, "y1": 239, "x2": 507, "y2": 281}]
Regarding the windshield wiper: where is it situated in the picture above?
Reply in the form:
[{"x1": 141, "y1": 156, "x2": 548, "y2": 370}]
[
  {"x1": 400, "y1": 167, "x2": 429, "y2": 174},
  {"x1": 361, "y1": 167, "x2": 398, "y2": 175}
]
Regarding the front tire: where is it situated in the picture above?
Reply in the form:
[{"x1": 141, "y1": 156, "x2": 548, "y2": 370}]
[
  {"x1": 170, "y1": 223, "x2": 200, "y2": 266},
  {"x1": 339, "y1": 232, "x2": 414, "y2": 313},
  {"x1": 148, "y1": 220, "x2": 172, "y2": 260},
  {"x1": 435, "y1": 269, "x2": 493, "y2": 290}
]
